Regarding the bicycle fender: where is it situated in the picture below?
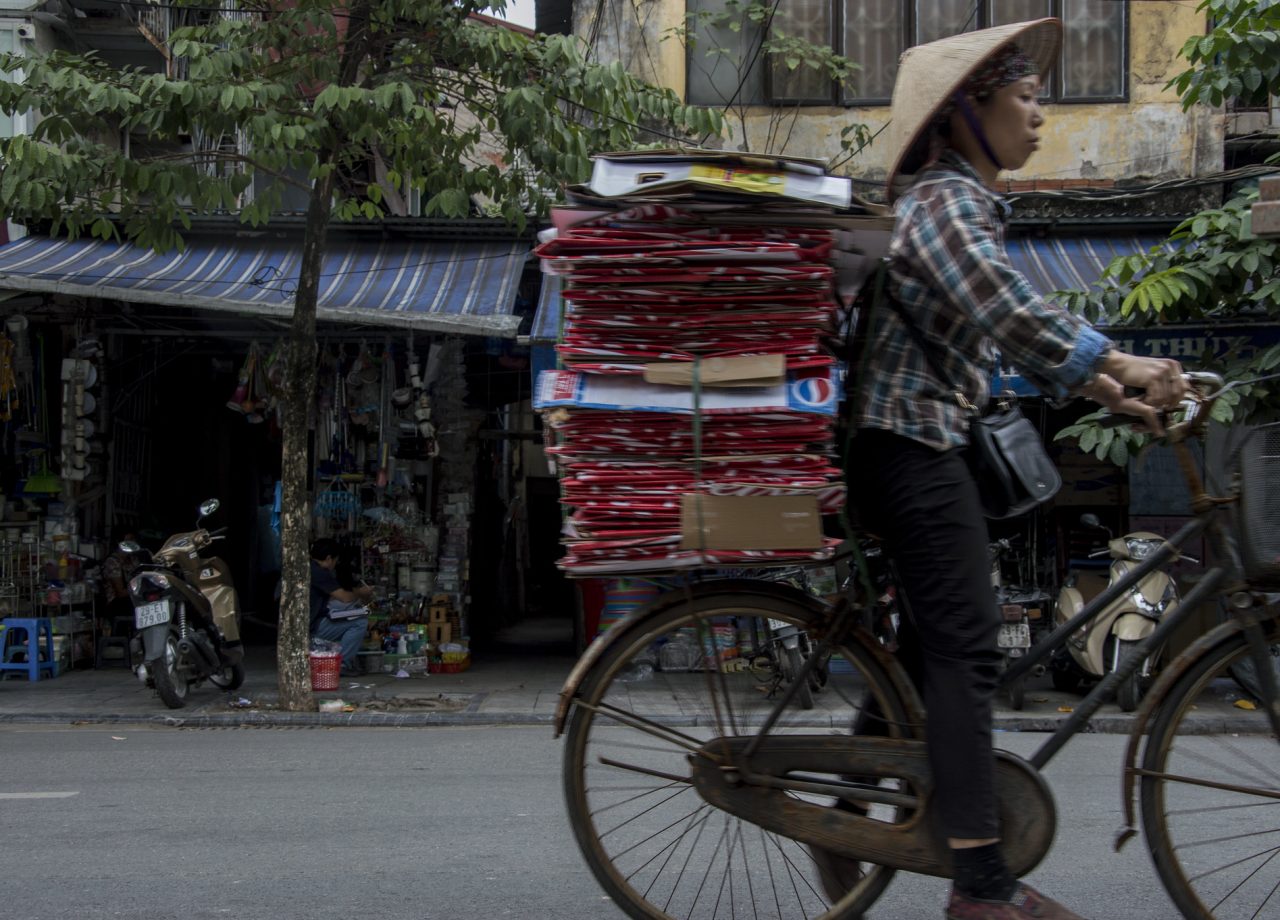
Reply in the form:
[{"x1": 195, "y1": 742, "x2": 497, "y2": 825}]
[
  {"x1": 552, "y1": 579, "x2": 825, "y2": 737},
  {"x1": 1115, "y1": 615, "x2": 1266, "y2": 851}
]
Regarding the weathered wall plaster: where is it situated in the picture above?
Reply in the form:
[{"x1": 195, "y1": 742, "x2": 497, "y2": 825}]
[{"x1": 575, "y1": 0, "x2": 1220, "y2": 184}]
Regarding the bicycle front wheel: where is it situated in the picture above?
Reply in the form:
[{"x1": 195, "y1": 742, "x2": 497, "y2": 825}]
[
  {"x1": 1140, "y1": 626, "x2": 1280, "y2": 920},
  {"x1": 563, "y1": 586, "x2": 913, "y2": 920}
]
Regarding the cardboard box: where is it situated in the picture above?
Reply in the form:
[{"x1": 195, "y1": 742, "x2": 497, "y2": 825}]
[
  {"x1": 680, "y1": 494, "x2": 822, "y2": 551},
  {"x1": 427, "y1": 621, "x2": 453, "y2": 645},
  {"x1": 643, "y1": 354, "x2": 785, "y2": 388}
]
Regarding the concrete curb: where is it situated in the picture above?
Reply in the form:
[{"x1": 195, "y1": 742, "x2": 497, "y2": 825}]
[
  {"x1": 0, "y1": 709, "x2": 1268, "y2": 733},
  {"x1": 0, "y1": 710, "x2": 559, "y2": 728}
]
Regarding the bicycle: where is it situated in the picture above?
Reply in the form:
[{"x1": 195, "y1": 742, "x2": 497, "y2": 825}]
[{"x1": 554, "y1": 370, "x2": 1280, "y2": 920}]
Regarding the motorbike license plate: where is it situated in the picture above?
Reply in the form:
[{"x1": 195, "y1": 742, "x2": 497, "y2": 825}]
[
  {"x1": 997, "y1": 623, "x2": 1031, "y2": 649},
  {"x1": 134, "y1": 600, "x2": 171, "y2": 629}
]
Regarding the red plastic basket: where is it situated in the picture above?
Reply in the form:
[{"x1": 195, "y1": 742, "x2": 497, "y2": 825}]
[{"x1": 309, "y1": 652, "x2": 341, "y2": 691}]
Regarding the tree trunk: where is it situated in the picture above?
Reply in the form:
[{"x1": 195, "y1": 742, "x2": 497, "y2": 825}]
[
  {"x1": 276, "y1": 164, "x2": 336, "y2": 712},
  {"x1": 276, "y1": 3, "x2": 370, "y2": 711}
]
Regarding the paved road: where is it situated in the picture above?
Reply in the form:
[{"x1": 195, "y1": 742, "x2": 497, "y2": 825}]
[{"x1": 0, "y1": 724, "x2": 1247, "y2": 919}]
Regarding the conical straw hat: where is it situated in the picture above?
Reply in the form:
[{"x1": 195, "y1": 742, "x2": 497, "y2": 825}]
[{"x1": 884, "y1": 18, "x2": 1061, "y2": 203}]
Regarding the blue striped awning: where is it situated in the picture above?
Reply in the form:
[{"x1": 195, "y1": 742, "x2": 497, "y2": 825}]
[
  {"x1": 530, "y1": 272, "x2": 562, "y2": 343},
  {"x1": 0, "y1": 234, "x2": 531, "y2": 335},
  {"x1": 529, "y1": 235, "x2": 1170, "y2": 344},
  {"x1": 1005, "y1": 234, "x2": 1170, "y2": 296}
]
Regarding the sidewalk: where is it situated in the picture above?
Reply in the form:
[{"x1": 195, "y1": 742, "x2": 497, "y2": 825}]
[{"x1": 0, "y1": 619, "x2": 1269, "y2": 732}]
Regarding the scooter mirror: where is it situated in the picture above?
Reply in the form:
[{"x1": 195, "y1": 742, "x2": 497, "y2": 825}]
[
  {"x1": 198, "y1": 498, "x2": 220, "y2": 520},
  {"x1": 119, "y1": 540, "x2": 142, "y2": 553},
  {"x1": 1080, "y1": 513, "x2": 1103, "y2": 529}
]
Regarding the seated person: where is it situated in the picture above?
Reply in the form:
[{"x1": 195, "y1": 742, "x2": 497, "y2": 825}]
[
  {"x1": 309, "y1": 538, "x2": 373, "y2": 676},
  {"x1": 101, "y1": 526, "x2": 140, "y2": 627}
]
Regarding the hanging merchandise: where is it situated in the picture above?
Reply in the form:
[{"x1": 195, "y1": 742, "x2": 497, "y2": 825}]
[
  {"x1": 0, "y1": 334, "x2": 18, "y2": 423},
  {"x1": 247, "y1": 342, "x2": 270, "y2": 425},
  {"x1": 226, "y1": 341, "x2": 269, "y2": 421},
  {"x1": 226, "y1": 343, "x2": 255, "y2": 414},
  {"x1": 59, "y1": 349, "x2": 100, "y2": 483},
  {"x1": 314, "y1": 478, "x2": 361, "y2": 532},
  {"x1": 23, "y1": 333, "x2": 60, "y2": 496},
  {"x1": 262, "y1": 340, "x2": 286, "y2": 427}
]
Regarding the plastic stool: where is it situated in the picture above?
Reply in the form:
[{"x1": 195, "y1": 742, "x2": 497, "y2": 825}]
[
  {"x1": 0, "y1": 618, "x2": 58, "y2": 681},
  {"x1": 96, "y1": 617, "x2": 134, "y2": 670}
]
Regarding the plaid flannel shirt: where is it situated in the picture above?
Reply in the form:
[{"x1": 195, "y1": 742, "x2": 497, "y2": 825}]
[{"x1": 853, "y1": 151, "x2": 1110, "y2": 451}]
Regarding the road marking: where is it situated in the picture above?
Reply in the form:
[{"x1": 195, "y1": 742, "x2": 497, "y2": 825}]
[{"x1": 0, "y1": 792, "x2": 79, "y2": 799}]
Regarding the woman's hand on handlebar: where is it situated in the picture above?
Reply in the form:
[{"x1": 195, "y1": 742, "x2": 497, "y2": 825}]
[
  {"x1": 1079, "y1": 372, "x2": 1168, "y2": 435},
  {"x1": 1099, "y1": 351, "x2": 1189, "y2": 410}
]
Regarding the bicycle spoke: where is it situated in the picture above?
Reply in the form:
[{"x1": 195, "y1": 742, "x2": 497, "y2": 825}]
[
  {"x1": 1184, "y1": 844, "x2": 1280, "y2": 885},
  {"x1": 1166, "y1": 737, "x2": 1280, "y2": 792},
  {"x1": 628, "y1": 805, "x2": 716, "y2": 892},
  {"x1": 601, "y1": 785, "x2": 706, "y2": 851},
  {"x1": 689, "y1": 813, "x2": 737, "y2": 917},
  {"x1": 1138, "y1": 767, "x2": 1280, "y2": 803},
  {"x1": 587, "y1": 700, "x2": 710, "y2": 753},
  {"x1": 1208, "y1": 846, "x2": 1280, "y2": 915},
  {"x1": 1176, "y1": 828, "x2": 1280, "y2": 854},
  {"x1": 588, "y1": 776, "x2": 689, "y2": 816},
  {"x1": 655, "y1": 805, "x2": 713, "y2": 912},
  {"x1": 596, "y1": 756, "x2": 692, "y2": 786},
  {"x1": 1164, "y1": 799, "x2": 1280, "y2": 819},
  {"x1": 763, "y1": 825, "x2": 823, "y2": 915}
]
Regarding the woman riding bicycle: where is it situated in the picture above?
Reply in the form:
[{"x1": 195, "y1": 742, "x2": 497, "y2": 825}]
[{"x1": 849, "y1": 19, "x2": 1189, "y2": 920}]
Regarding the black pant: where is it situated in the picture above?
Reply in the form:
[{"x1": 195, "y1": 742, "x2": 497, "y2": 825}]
[{"x1": 850, "y1": 428, "x2": 1001, "y2": 841}]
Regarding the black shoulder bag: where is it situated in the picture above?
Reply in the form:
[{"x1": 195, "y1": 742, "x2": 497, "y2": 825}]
[{"x1": 877, "y1": 276, "x2": 1061, "y2": 520}]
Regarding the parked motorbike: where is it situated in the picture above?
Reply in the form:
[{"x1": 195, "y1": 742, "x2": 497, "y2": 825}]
[
  {"x1": 763, "y1": 616, "x2": 827, "y2": 709},
  {"x1": 990, "y1": 539, "x2": 1054, "y2": 711},
  {"x1": 1051, "y1": 513, "x2": 1193, "y2": 712},
  {"x1": 122, "y1": 499, "x2": 245, "y2": 709}
]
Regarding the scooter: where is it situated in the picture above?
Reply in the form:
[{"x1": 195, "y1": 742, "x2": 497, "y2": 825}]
[
  {"x1": 764, "y1": 616, "x2": 826, "y2": 709},
  {"x1": 989, "y1": 539, "x2": 1055, "y2": 710},
  {"x1": 1051, "y1": 513, "x2": 1192, "y2": 712},
  {"x1": 122, "y1": 499, "x2": 245, "y2": 709}
]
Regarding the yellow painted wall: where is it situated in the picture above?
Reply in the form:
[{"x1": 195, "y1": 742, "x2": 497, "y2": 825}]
[{"x1": 583, "y1": 0, "x2": 1220, "y2": 183}]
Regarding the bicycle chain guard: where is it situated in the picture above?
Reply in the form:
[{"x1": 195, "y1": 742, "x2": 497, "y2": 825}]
[{"x1": 689, "y1": 735, "x2": 1056, "y2": 879}]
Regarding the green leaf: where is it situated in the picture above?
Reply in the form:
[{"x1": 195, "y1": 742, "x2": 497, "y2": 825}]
[
  {"x1": 1079, "y1": 426, "x2": 1098, "y2": 453},
  {"x1": 1108, "y1": 438, "x2": 1129, "y2": 467},
  {"x1": 1097, "y1": 426, "x2": 1115, "y2": 459}
]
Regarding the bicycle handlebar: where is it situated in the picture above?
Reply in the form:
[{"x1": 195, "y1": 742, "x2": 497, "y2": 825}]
[{"x1": 1095, "y1": 371, "x2": 1225, "y2": 435}]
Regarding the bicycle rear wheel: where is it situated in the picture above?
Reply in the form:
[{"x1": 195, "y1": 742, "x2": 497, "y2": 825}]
[
  {"x1": 562, "y1": 585, "x2": 913, "y2": 920},
  {"x1": 1140, "y1": 626, "x2": 1280, "y2": 920}
]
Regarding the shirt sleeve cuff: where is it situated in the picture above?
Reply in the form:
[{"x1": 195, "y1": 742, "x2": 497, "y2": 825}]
[{"x1": 1061, "y1": 326, "x2": 1112, "y2": 391}]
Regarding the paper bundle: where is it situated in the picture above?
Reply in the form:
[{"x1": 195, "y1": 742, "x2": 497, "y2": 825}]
[{"x1": 535, "y1": 152, "x2": 888, "y2": 575}]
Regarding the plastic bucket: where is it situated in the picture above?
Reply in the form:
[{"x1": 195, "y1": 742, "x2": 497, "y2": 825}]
[{"x1": 309, "y1": 651, "x2": 341, "y2": 691}]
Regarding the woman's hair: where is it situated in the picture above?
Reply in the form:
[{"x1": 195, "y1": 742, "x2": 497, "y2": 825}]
[
  {"x1": 963, "y1": 45, "x2": 1038, "y2": 102},
  {"x1": 310, "y1": 537, "x2": 342, "y2": 561}
]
